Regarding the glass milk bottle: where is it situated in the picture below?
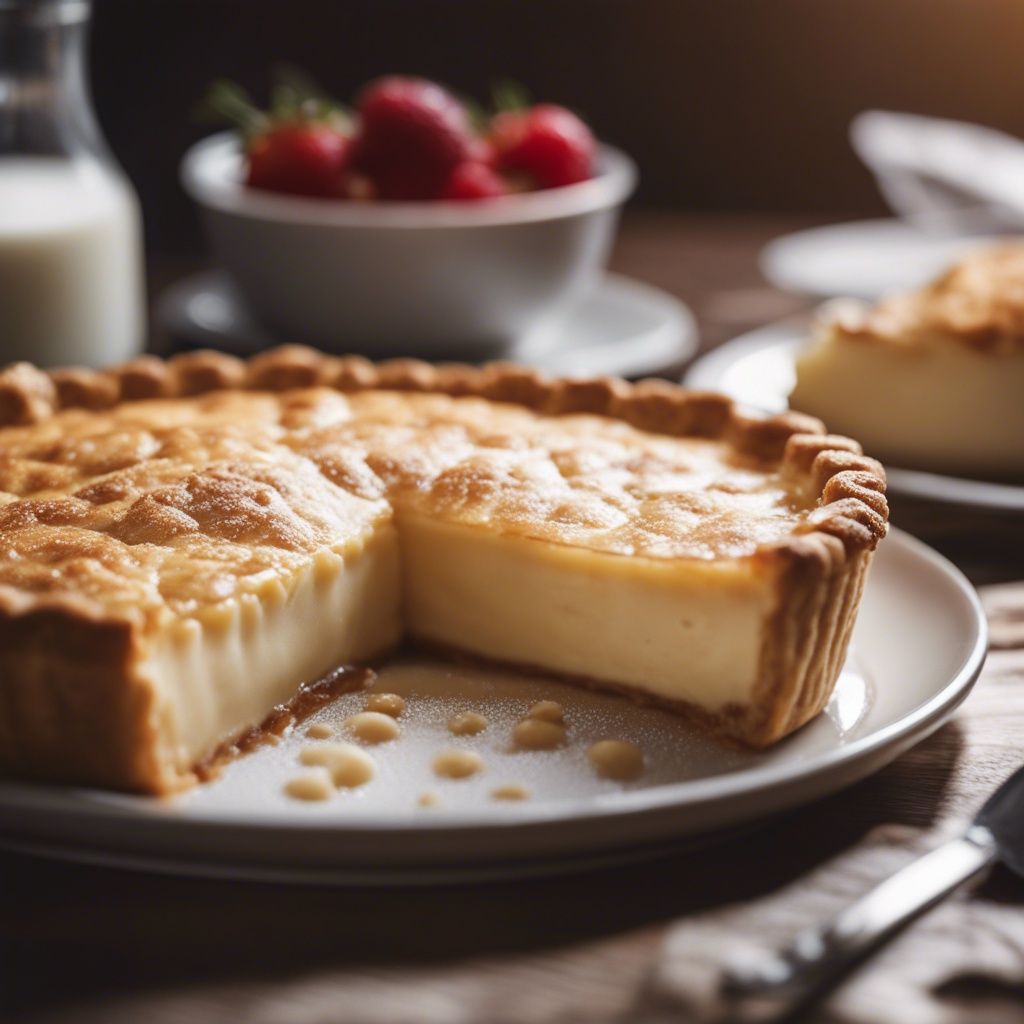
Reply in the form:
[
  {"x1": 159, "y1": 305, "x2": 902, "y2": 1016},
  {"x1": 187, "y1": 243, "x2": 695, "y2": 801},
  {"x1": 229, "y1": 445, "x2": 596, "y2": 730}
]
[{"x1": 0, "y1": 0, "x2": 144, "y2": 367}]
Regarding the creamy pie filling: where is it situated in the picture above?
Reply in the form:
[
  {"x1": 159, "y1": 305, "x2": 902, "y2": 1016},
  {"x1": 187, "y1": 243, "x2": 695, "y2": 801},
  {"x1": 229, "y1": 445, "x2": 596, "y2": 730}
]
[
  {"x1": 400, "y1": 516, "x2": 775, "y2": 710},
  {"x1": 793, "y1": 324, "x2": 1024, "y2": 477},
  {"x1": 129, "y1": 513, "x2": 781, "y2": 779},
  {"x1": 140, "y1": 528, "x2": 402, "y2": 772},
  {"x1": 792, "y1": 244, "x2": 1024, "y2": 479}
]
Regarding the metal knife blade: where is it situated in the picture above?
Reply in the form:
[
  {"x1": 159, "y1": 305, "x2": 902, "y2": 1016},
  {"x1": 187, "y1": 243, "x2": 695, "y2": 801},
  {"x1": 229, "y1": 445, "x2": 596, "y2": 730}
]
[
  {"x1": 720, "y1": 764, "x2": 1024, "y2": 1021},
  {"x1": 975, "y1": 763, "x2": 1024, "y2": 878}
]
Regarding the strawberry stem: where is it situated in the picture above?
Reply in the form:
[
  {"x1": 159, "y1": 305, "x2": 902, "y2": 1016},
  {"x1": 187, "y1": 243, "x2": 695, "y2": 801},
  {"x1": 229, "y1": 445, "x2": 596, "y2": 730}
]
[
  {"x1": 459, "y1": 95, "x2": 490, "y2": 135},
  {"x1": 270, "y1": 64, "x2": 353, "y2": 131},
  {"x1": 197, "y1": 71, "x2": 352, "y2": 140},
  {"x1": 197, "y1": 80, "x2": 268, "y2": 139},
  {"x1": 492, "y1": 78, "x2": 531, "y2": 114}
]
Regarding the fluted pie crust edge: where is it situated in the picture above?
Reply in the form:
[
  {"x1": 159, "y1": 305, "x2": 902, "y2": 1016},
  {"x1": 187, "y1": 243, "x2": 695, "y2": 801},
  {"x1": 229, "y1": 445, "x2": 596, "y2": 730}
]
[{"x1": 0, "y1": 347, "x2": 888, "y2": 792}]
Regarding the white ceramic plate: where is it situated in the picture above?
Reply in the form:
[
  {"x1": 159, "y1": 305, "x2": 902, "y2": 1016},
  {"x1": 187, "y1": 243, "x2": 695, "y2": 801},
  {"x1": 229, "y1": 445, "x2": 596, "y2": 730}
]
[
  {"x1": 157, "y1": 270, "x2": 697, "y2": 379},
  {"x1": 0, "y1": 530, "x2": 985, "y2": 884},
  {"x1": 761, "y1": 219, "x2": 996, "y2": 300},
  {"x1": 684, "y1": 324, "x2": 1024, "y2": 513}
]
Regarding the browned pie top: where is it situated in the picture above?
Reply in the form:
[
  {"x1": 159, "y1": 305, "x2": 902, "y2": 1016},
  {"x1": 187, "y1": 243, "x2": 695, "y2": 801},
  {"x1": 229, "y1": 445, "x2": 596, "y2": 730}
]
[
  {"x1": 0, "y1": 349, "x2": 888, "y2": 623},
  {"x1": 829, "y1": 243, "x2": 1024, "y2": 354}
]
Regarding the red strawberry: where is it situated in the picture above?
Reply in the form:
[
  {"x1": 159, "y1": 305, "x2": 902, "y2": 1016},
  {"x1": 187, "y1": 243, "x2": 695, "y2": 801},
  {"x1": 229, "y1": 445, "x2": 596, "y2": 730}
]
[
  {"x1": 353, "y1": 76, "x2": 475, "y2": 200},
  {"x1": 440, "y1": 161, "x2": 507, "y2": 200},
  {"x1": 203, "y1": 77, "x2": 352, "y2": 198},
  {"x1": 246, "y1": 124, "x2": 351, "y2": 198},
  {"x1": 469, "y1": 137, "x2": 498, "y2": 167},
  {"x1": 490, "y1": 104, "x2": 595, "y2": 189}
]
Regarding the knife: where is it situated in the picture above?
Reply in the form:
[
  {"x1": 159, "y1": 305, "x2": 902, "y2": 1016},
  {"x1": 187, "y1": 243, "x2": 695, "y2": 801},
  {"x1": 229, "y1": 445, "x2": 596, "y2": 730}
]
[{"x1": 719, "y1": 764, "x2": 1024, "y2": 1022}]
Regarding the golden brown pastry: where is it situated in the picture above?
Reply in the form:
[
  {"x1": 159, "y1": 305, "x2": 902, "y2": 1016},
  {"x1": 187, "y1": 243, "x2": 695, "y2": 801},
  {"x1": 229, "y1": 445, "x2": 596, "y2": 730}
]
[{"x1": 0, "y1": 347, "x2": 887, "y2": 793}]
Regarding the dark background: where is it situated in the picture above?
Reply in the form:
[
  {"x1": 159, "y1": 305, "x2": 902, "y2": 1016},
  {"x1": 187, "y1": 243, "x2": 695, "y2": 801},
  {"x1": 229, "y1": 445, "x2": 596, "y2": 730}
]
[{"x1": 90, "y1": 0, "x2": 1024, "y2": 256}]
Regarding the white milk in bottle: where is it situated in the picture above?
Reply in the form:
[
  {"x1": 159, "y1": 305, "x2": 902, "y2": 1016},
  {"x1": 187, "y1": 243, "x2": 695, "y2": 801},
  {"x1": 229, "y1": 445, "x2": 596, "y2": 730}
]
[
  {"x1": 0, "y1": 158, "x2": 143, "y2": 366},
  {"x1": 0, "y1": 0, "x2": 145, "y2": 368}
]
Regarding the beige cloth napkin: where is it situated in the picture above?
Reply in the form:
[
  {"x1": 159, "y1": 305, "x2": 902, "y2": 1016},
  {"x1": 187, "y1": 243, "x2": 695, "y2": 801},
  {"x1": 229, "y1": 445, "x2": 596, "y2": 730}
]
[{"x1": 650, "y1": 824, "x2": 1024, "y2": 1023}]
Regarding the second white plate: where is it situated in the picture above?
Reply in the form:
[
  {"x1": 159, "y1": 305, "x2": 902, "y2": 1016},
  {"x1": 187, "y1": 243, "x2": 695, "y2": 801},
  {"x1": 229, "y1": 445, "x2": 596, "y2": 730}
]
[
  {"x1": 684, "y1": 324, "x2": 1024, "y2": 513},
  {"x1": 760, "y1": 219, "x2": 997, "y2": 300},
  {"x1": 0, "y1": 530, "x2": 985, "y2": 885}
]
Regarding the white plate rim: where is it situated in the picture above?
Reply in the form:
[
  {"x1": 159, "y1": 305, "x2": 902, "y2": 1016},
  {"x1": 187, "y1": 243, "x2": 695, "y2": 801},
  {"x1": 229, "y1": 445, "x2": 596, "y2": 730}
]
[
  {"x1": 683, "y1": 324, "x2": 1024, "y2": 513},
  {"x1": 0, "y1": 529, "x2": 986, "y2": 842},
  {"x1": 528, "y1": 271, "x2": 698, "y2": 377},
  {"x1": 759, "y1": 217, "x2": 997, "y2": 300},
  {"x1": 158, "y1": 270, "x2": 698, "y2": 380}
]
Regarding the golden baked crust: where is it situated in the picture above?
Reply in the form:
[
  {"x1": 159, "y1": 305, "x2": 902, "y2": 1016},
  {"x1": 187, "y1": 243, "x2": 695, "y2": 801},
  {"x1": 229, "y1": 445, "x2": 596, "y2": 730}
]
[
  {"x1": 0, "y1": 346, "x2": 887, "y2": 554},
  {"x1": 0, "y1": 347, "x2": 888, "y2": 790},
  {"x1": 826, "y1": 243, "x2": 1024, "y2": 354}
]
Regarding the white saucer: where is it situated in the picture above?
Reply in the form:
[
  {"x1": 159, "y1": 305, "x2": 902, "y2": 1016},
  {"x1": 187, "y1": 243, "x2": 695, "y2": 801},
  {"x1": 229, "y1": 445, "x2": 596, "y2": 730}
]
[
  {"x1": 157, "y1": 271, "x2": 698, "y2": 379},
  {"x1": 0, "y1": 529, "x2": 985, "y2": 885},
  {"x1": 761, "y1": 219, "x2": 997, "y2": 299},
  {"x1": 684, "y1": 323, "x2": 1024, "y2": 513}
]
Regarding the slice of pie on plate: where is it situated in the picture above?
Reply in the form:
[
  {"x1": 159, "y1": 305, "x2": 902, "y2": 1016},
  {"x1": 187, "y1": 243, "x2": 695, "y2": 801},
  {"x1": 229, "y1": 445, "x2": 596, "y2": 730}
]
[
  {"x1": 0, "y1": 347, "x2": 887, "y2": 794},
  {"x1": 791, "y1": 243, "x2": 1024, "y2": 479}
]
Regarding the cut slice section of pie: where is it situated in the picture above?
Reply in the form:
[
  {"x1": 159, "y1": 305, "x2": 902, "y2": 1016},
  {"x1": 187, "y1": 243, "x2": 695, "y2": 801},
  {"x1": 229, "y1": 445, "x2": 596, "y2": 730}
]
[
  {"x1": 0, "y1": 348, "x2": 888, "y2": 793},
  {"x1": 791, "y1": 244, "x2": 1024, "y2": 479}
]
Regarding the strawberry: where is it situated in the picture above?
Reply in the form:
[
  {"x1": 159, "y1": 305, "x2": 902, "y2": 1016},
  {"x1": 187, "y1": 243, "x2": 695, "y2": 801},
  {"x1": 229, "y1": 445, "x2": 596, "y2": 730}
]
[
  {"x1": 352, "y1": 76, "x2": 475, "y2": 200},
  {"x1": 469, "y1": 136, "x2": 498, "y2": 168},
  {"x1": 202, "y1": 72, "x2": 600, "y2": 201},
  {"x1": 490, "y1": 103, "x2": 596, "y2": 189},
  {"x1": 440, "y1": 161, "x2": 507, "y2": 200},
  {"x1": 247, "y1": 124, "x2": 351, "y2": 198},
  {"x1": 202, "y1": 76, "x2": 352, "y2": 198}
]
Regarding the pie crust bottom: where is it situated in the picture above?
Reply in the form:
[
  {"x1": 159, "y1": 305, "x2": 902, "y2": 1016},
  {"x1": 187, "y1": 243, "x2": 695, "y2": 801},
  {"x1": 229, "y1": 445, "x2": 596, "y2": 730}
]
[{"x1": 0, "y1": 528, "x2": 402, "y2": 793}]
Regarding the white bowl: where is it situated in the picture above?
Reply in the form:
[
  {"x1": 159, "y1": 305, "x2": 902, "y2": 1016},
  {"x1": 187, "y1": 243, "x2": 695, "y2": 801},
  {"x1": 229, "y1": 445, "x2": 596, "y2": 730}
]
[{"x1": 181, "y1": 132, "x2": 636, "y2": 357}]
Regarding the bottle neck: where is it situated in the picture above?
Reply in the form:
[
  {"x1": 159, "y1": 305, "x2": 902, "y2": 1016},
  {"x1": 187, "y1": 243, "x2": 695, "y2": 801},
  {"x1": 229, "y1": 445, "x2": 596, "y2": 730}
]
[{"x1": 0, "y1": 1, "x2": 105, "y2": 160}]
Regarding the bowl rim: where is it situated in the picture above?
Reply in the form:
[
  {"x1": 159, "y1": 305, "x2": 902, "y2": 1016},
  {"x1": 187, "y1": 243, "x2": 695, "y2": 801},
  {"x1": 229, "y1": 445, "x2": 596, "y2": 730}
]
[{"x1": 181, "y1": 130, "x2": 637, "y2": 228}]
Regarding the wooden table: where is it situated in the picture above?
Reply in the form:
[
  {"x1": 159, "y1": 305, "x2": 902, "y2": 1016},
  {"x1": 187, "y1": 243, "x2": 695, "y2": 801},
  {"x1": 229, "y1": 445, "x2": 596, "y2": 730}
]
[{"x1": 4, "y1": 214, "x2": 1023, "y2": 1024}]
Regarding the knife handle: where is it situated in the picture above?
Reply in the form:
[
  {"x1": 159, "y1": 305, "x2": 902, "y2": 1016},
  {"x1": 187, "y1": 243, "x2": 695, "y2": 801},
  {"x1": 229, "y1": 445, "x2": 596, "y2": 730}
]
[{"x1": 719, "y1": 825, "x2": 999, "y2": 1022}]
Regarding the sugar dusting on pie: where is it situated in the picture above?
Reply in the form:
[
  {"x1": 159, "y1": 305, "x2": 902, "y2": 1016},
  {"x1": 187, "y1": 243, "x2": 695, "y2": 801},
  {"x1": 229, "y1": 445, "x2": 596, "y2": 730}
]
[
  {"x1": 283, "y1": 682, "x2": 643, "y2": 804},
  {"x1": 792, "y1": 244, "x2": 1024, "y2": 478},
  {"x1": 0, "y1": 348, "x2": 887, "y2": 793}
]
